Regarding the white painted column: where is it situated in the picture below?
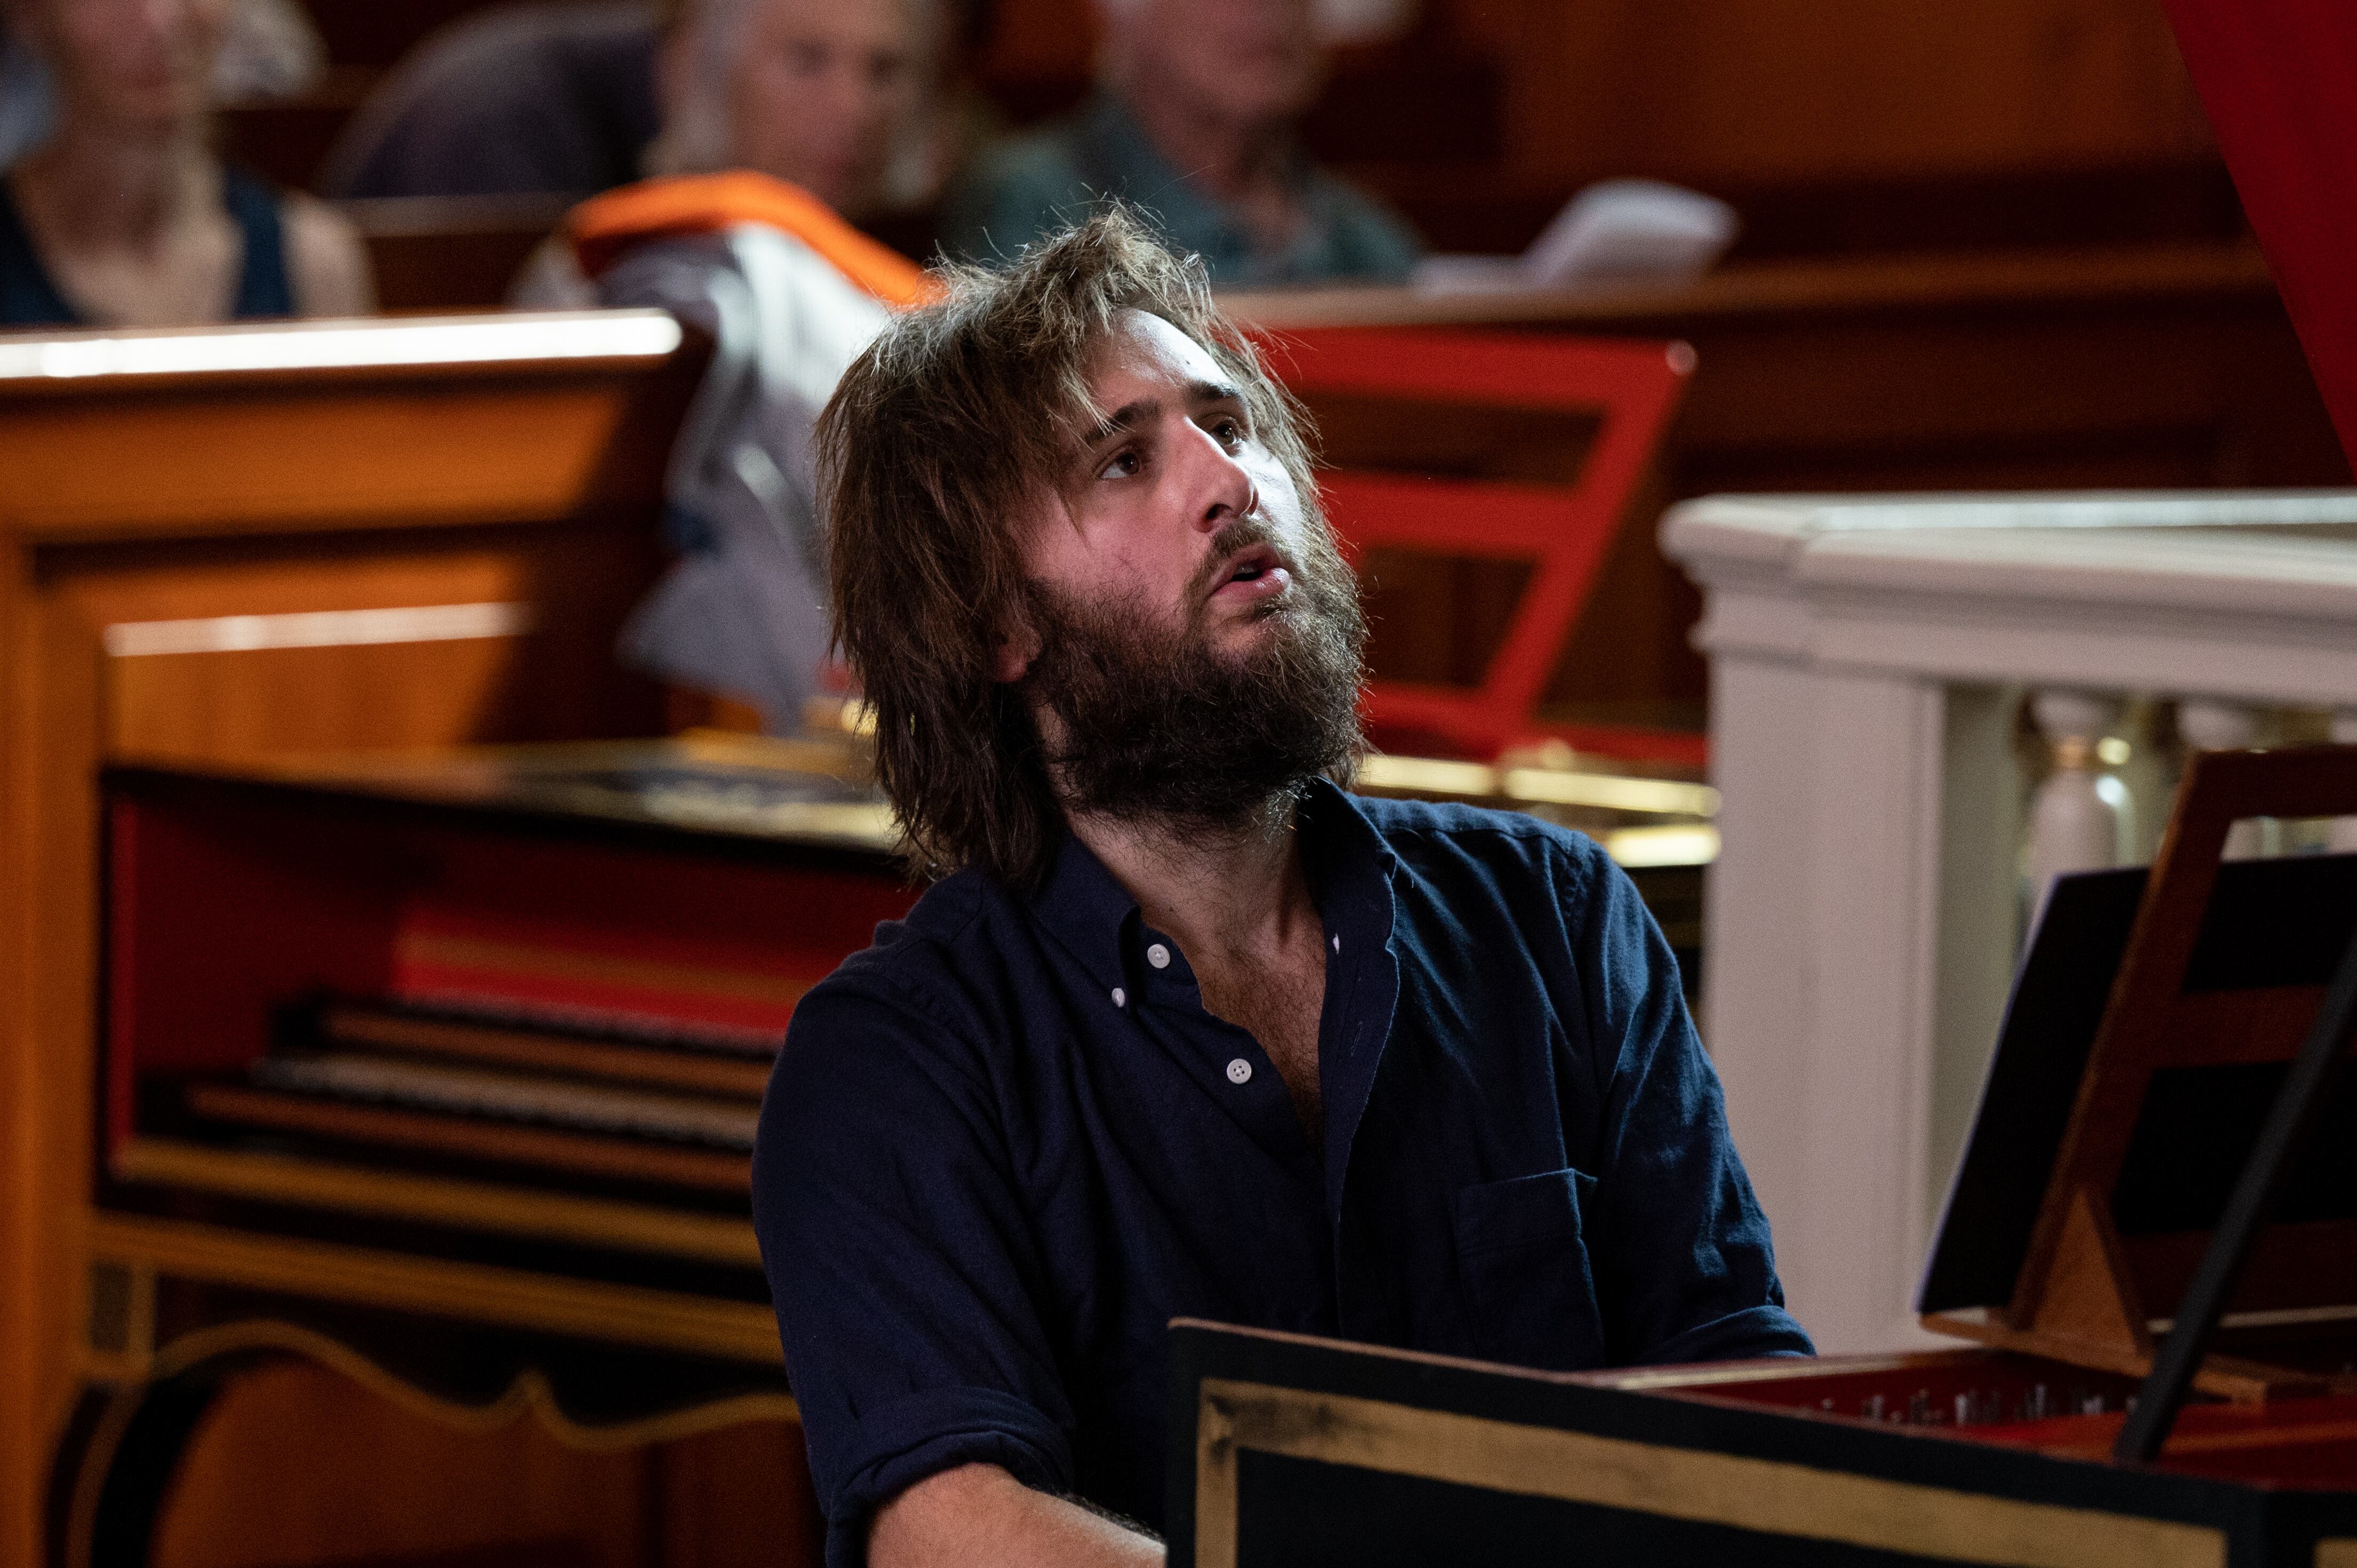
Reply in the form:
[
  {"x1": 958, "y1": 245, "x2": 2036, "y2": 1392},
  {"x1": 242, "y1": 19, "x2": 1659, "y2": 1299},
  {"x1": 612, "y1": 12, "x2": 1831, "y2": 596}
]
[
  {"x1": 1707, "y1": 657, "x2": 1949, "y2": 1354},
  {"x1": 2024, "y1": 691, "x2": 2127, "y2": 918},
  {"x1": 2178, "y1": 698, "x2": 2267, "y2": 857}
]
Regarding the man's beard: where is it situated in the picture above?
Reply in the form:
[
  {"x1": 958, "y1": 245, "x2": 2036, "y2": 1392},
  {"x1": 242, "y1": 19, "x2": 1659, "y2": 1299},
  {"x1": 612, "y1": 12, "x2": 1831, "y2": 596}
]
[{"x1": 1019, "y1": 519, "x2": 1367, "y2": 830}]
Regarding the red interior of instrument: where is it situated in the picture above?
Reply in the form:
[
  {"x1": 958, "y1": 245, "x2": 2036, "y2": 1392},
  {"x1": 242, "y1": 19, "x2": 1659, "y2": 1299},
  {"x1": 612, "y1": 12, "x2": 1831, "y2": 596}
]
[
  {"x1": 102, "y1": 783, "x2": 917, "y2": 1156},
  {"x1": 1637, "y1": 1349, "x2": 2357, "y2": 1486}
]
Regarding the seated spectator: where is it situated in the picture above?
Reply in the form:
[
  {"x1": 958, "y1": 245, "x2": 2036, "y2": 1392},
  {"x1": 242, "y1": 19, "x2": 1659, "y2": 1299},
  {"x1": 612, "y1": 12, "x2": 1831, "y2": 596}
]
[
  {"x1": 0, "y1": 1, "x2": 55, "y2": 171},
  {"x1": 535, "y1": 0, "x2": 952, "y2": 734},
  {"x1": 321, "y1": 2, "x2": 664, "y2": 202},
  {"x1": 513, "y1": 0, "x2": 947, "y2": 301},
  {"x1": 1, "y1": 0, "x2": 371, "y2": 327},
  {"x1": 326, "y1": 0, "x2": 975, "y2": 218},
  {"x1": 942, "y1": 0, "x2": 1420, "y2": 286}
]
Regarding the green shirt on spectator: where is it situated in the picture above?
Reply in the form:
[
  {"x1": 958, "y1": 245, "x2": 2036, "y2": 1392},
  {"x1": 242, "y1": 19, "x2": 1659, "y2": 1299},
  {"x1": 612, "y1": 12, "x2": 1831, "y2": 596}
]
[{"x1": 943, "y1": 92, "x2": 1422, "y2": 287}]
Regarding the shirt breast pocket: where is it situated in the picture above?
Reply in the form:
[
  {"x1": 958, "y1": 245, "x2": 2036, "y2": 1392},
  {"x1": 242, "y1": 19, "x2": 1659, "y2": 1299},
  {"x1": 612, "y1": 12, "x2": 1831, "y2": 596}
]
[{"x1": 1451, "y1": 1167, "x2": 1607, "y2": 1371}]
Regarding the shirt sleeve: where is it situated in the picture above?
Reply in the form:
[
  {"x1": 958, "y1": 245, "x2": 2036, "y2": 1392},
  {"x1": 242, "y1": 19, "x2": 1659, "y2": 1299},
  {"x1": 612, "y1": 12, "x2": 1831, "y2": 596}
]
[
  {"x1": 1563, "y1": 843, "x2": 1817, "y2": 1364},
  {"x1": 752, "y1": 970, "x2": 1076, "y2": 1567}
]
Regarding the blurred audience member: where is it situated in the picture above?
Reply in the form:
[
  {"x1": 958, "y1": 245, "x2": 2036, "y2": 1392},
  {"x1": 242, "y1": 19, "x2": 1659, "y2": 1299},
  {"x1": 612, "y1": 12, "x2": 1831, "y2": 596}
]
[
  {"x1": 513, "y1": 0, "x2": 947, "y2": 304},
  {"x1": 522, "y1": 0, "x2": 948, "y2": 729},
  {"x1": 0, "y1": 0, "x2": 55, "y2": 170},
  {"x1": 942, "y1": 0, "x2": 1420, "y2": 285},
  {"x1": 564, "y1": 176, "x2": 937, "y2": 730},
  {"x1": 647, "y1": 0, "x2": 942, "y2": 217},
  {"x1": 328, "y1": 0, "x2": 966, "y2": 218},
  {"x1": 322, "y1": 2, "x2": 662, "y2": 202},
  {"x1": 2, "y1": 0, "x2": 319, "y2": 187},
  {"x1": 1, "y1": 0, "x2": 370, "y2": 327}
]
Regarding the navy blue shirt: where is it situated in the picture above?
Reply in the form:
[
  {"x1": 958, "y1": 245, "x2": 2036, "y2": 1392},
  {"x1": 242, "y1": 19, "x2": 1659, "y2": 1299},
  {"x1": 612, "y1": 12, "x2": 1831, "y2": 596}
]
[{"x1": 753, "y1": 781, "x2": 1808, "y2": 1565}]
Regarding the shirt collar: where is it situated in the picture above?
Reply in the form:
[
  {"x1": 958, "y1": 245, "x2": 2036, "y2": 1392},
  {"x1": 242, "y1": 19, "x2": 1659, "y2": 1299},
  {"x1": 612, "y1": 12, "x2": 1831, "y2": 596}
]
[
  {"x1": 1027, "y1": 822, "x2": 1144, "y2": 998},
  {"x1": 1023, "y1": 777, "x2": 1399, "y2": 993}
]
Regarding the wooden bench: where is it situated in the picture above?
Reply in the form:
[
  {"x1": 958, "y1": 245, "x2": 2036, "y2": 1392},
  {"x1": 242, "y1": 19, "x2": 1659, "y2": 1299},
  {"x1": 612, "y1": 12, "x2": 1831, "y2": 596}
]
[{"x1": 344, "y1": 194, "x2": 573, "y2": 312}]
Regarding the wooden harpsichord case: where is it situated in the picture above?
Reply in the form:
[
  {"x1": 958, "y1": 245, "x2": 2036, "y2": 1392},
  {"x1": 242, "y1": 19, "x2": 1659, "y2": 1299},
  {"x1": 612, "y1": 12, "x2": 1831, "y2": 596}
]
[
  {"x1": 0, "y1": 312, "x2": 717, "y2": 1566},
  {"x1": 60, "y1": 738, "x2": 920, "y2": 1566}
]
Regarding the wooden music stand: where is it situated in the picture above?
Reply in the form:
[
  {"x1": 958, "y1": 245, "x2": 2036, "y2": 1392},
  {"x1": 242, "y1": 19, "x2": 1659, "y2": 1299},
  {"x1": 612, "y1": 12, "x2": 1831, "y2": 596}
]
[
  {"x1": 1255, "y1": 327, "x2": 1693, "y2": 766},
  {"x1": 1927, "y1": 743, "x2": 2357, "y2": 1402}
]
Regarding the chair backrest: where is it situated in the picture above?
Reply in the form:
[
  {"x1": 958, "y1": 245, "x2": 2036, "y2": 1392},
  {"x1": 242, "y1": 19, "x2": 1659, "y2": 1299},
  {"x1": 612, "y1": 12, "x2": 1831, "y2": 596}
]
[{"x1": 1255, "y1": 325, "x2": 1692, "y2": 763}]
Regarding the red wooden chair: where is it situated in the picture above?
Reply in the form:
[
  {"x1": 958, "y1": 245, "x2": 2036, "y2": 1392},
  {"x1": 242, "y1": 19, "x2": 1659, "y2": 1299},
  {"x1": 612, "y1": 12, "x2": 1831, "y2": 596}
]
[{"x1": 1256, "y1": 327, "x2": 1695, "y2": 767}]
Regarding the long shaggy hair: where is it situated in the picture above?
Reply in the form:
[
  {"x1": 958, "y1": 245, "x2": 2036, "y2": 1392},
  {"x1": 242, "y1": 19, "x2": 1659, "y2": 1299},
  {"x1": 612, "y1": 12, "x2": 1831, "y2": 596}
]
[{"x1": 818, "y1": 206, "x2": 1331, "y2": 888}]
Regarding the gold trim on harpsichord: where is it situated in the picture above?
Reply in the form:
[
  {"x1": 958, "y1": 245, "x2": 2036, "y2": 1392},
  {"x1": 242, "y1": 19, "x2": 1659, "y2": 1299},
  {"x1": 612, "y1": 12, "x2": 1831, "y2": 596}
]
[
  {"x1": 110, "y1": 1139, "x2": 763, "y2": 1266},
  {"x1": 1357, "y1": 753, "x2": 1720, "y2": 818},
  {"x1": 84, "y1": 1211, "x2": 783, "y2": 1365},
  {"x1": 1192, "y1": 1378, "x2": 2228, "y2": 1568},
  {"x1": 153, "y1": 1318, "x2": 798, "y2": 1446},
  {"x1": 145, "y1": 730, "x2": 1717, "y2": 867},
  {"x1": 1583, "y1": 1347, "x2": 1995, "y2": 1392},
  {"x1": 2315, "y1": 1540, "x2": 2357, "y2": 1568},
  {"x1": 57, "y1": 1317, "x2": 800, "y2": 1568}
]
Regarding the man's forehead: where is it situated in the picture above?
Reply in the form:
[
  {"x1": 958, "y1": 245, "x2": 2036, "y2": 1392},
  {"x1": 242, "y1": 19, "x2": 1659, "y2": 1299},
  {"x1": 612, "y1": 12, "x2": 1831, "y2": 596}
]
[{"x1": 1089, "y1": 308, "x2": 1231, "y2": 399}]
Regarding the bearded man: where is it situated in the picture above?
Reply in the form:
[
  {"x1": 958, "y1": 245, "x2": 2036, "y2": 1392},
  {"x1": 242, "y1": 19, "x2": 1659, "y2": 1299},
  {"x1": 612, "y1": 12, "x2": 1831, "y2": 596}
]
[{"x1": 753, "y1": 208, "x2": 1811, "y2": 1568}]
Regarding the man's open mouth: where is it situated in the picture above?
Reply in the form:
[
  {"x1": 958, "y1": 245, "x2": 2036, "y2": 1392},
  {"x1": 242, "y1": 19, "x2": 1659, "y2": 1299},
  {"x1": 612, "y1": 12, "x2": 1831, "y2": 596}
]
[{"x1": 1212, "y1": 544, "x2": 1285, "y2": 594}]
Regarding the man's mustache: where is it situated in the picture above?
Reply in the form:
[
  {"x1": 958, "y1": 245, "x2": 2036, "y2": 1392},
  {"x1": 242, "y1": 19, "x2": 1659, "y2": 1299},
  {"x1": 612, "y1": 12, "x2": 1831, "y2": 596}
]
[{"x1": 1193, "y1": 518, "x2": 1299, "y2": 602}]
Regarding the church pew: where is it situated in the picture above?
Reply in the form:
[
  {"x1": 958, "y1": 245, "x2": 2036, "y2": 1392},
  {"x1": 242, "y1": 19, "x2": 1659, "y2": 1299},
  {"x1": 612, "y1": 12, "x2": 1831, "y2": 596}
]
[
  {"x1": 343, "y1": 194, "x2": 573, "y2": 311},
  {"x1": 1356, "y1": 158, "x2": 2250, "y2": 261},
  {"x1": 1228, "y1": 240, "x2": 2348, "y2": 732},
  {"x1": 0, "y1": 312, "x2": 707, "y2": 1568}
]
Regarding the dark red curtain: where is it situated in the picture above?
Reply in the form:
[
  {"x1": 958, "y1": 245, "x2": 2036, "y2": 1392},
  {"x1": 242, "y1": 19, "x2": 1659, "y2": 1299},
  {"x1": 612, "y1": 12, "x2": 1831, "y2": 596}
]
[{"x1": 2164, "y1": 0, "x2": 2357, "y2": 468}]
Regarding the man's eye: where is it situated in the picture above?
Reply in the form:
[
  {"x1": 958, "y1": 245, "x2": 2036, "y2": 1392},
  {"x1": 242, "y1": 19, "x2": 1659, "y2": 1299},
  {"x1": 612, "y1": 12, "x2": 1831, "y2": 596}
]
[
  {"x1": 1211, "y1": 418, "x2": 1246, "y2": 451},
  {"x1": 1098, "y1": 449, "x2": 1142, "y2": 480}
]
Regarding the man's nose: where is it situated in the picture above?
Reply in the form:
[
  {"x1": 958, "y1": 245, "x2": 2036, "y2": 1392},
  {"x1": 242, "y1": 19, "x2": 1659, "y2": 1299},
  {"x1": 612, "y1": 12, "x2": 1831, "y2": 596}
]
[{"x1": 1177, "y1": 424, "x2": 1256, "y2": 533}]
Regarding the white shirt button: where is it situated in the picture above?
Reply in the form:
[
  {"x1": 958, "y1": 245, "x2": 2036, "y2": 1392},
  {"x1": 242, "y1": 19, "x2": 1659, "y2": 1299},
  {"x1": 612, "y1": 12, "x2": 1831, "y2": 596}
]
[
  {"x1": 1331, "y1": 935, "x2": 1341, "y2": 952},
  {"x1": 1111, "y1": 987, "x2": 1126, "y2": 1008},
  {"x1": 1225, "y1": 1058, "x2": 1253, "y2": 1085},
  {"x1": 1146, "y1": 943, "x2": 1171, "y2": 969}
]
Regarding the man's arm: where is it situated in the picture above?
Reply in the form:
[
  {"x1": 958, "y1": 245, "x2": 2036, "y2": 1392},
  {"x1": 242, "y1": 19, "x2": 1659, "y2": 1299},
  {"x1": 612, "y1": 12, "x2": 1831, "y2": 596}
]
[
  {"x1": 756, "y1": 972, "x2": 1117, "y2": 1564},
  {"x1": 1568, "y1": 845, "x2": 1815, "y2": 1363},
  {"x1": 869, "y1": 1464, "x2": 1162, "y2": 1568}
]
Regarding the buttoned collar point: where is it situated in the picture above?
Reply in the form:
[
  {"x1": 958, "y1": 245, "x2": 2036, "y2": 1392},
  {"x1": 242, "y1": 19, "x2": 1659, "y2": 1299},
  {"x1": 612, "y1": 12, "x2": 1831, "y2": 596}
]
[{"x1": 1020, "y1": 779, "x2": 1401, "y2": 1005}]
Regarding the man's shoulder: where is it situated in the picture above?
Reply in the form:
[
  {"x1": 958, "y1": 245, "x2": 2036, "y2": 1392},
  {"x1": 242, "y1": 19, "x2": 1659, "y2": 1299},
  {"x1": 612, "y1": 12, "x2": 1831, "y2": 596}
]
[
  {"x1": 1352, "y1": 790, "x2": 1607, "y2": 874},
  {"x1": 764, "y1": 869, "x2": 1031, "y2": 1124},
  {"x1": 1344, "y1": 790, "x2": 1633, "y2": 939},
  {"x1": 806, "y1": 864, "x2": 1004, "y2": 1002}
]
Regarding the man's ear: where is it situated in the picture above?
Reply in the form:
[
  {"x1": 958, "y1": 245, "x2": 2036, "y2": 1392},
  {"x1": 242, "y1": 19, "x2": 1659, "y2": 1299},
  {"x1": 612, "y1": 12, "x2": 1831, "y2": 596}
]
[{"x1": 993, "y1": 620, "x2": 1040, "y2": 683}]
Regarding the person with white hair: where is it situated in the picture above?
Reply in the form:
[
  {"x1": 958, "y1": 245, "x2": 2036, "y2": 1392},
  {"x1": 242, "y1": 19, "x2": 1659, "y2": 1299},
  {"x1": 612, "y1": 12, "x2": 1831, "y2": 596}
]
[
  {"x1": 328, "y1": 0, "x2": 959, "y2": 216},
  {"x1": 941, "y1": 0, "x2": 1421, "y2": 286},
  {"x1": 510, "y1": 0, "x2": 951, "y2": 734},
  {"x1": 0, "y1": 0, "x2": 370, "y2": 326}
]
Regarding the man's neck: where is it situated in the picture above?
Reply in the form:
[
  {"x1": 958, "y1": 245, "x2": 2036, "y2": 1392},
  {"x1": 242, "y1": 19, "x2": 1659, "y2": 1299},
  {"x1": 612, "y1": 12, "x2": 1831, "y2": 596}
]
[{"x1": 1066, "y1": 793, "x2": 1317, "y2": 972}]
